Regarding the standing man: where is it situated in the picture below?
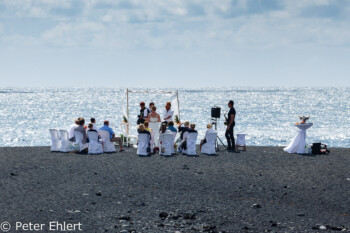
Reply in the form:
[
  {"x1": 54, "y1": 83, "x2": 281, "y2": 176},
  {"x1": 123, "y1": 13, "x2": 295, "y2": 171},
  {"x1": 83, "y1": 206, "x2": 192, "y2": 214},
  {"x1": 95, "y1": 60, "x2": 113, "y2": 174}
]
[
  {"x1": 225, "y1": 100, "x2": 239, "y2": 153},
  {"x1": 148, "y1": 102, "x2": 154, "y2": 113},
  {"x1": 137, "y1": 102, "x2": 150, "y2": 125},
  {"x1": 163, "y1": 102, "x2": 173, "y2": 123}
]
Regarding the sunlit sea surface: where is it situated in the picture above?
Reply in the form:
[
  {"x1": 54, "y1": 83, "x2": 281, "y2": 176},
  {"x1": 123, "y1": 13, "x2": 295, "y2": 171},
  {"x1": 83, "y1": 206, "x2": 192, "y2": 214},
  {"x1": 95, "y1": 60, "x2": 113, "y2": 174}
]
[{"x1": 0, "y1": 87, "x2": 349, "y2": 148}]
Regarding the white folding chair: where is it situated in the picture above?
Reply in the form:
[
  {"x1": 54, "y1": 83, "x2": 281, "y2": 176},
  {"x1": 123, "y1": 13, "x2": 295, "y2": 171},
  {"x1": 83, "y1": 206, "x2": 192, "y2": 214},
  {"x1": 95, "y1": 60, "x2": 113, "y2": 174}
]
[
  {"x1": 120, "y1": 122, "x2": 137, "y2": 147},
  {"x1": 177, "y1": 131, "x2": 188, "y2": 153},
  {"x1": 137, "y1": 133, "x2": 150, "y2": 156},
  {"x1": 149, "y1": 131, "x2": 155, "y2": 151},
  {"x1": 49, "y1": 129, "x2": 61, "y2": 152},
  {"x1": 236, "y1": 133, "x2": 247, "y2": 151},
  {"x1": 59, "y1": 130, "x2": 73, "y2": 152},
  {"x1": 183, "y1": 132, "x2": 198, "y2": 156},
  {"x1": 74, "y1": 131, "x2": 88, "y2": 152},
  {"x1": 87, "y1": 131, "x2": 103, "y2": 154},
  {"x1": 160, "y1": 133, "x2": 175, "y2": 156},
  {"x1": 201, "y1": 132, "x2": 217, "y2": 155},
  {"x1": 99, "y1": 130, "x2": 116, "y2": 153},
  {"x1": 171, "y1": 131, "x2": 177, "y2": 154}
]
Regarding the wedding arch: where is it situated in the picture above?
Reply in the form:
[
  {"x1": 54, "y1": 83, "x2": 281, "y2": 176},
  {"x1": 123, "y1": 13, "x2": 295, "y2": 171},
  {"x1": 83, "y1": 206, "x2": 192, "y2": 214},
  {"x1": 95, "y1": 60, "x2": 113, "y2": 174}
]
[{"x1": 125, "y1": 88, "x2": 180, "y2": 132}]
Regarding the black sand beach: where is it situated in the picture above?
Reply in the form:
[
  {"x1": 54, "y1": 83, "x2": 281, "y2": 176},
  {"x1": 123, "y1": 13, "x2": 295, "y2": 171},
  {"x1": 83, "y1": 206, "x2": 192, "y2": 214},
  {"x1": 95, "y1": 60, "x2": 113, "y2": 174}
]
[{"x1": 1, "y1": 146, "x2": 350, "y2": 232}]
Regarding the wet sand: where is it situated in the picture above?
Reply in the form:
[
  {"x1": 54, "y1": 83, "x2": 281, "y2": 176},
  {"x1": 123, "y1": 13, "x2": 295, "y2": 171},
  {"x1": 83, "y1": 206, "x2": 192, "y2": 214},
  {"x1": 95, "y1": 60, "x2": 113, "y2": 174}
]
[{"x1": 0, "y1": 146, "x2": 349, "y2": 232}]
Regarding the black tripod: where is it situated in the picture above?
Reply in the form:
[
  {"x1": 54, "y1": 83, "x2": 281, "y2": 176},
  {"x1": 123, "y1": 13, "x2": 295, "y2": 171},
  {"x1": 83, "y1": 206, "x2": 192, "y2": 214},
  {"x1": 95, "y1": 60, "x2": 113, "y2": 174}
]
[{"x1": 211, "y1": 118, "x2": 227, "y2": 151}]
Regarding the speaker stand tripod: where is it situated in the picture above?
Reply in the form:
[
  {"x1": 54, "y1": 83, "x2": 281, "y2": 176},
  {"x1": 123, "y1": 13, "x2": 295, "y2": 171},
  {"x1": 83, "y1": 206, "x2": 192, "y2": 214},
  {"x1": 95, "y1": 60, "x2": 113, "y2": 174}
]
[{"x1": 211, "y1": 118, "x2": 227, "y2": 151}]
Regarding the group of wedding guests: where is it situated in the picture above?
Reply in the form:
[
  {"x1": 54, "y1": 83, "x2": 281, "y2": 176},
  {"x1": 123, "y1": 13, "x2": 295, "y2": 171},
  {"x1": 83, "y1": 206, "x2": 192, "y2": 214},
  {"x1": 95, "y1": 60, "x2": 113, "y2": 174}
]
[
  {"x1": 68, "y1": 117, "x2": 124, "y2": 153},
  {"x1": 137, "y1": 118, "x2": 216, "y2": 154},
  {"x1": 66, "y1": 100, "x2": 218, "y2": 155},
  {"x1": 137, "y1": 101, "x2": 174, "y2": 125}
]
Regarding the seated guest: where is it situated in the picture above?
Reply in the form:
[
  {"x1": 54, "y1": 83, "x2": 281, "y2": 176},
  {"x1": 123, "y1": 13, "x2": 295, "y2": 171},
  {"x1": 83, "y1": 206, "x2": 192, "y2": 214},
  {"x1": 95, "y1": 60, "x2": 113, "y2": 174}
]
[
  {"x1": 74, "y1": 117, "x2": 87, "y2": 145},
  {"x1": 68, "y1": 118, "x2": 79, "y2": 142},
  {"x1": 138, "y1": 124, "x2": 151, "y2": 136},
  {"x1": 159, "y1": 122, "x2": 171, "y2": 134},
  {"x1": 188, "y1": 123, "x2": 197, "y2": 133},
  {"x1": 99, "y1": 120, "x2": 124, "y2": 152},
  {"x1": 178, "y1": 123, "x2": 197, "y2": 153},
  {"x1": 159, "y1": 122, "x2": 172, "y2": 153},
  {"x1": 177, "y1": 121, "x2": 190, "y2": 153},
  {"x1": 88, "y1": 123, "x2": 98, "y2": 133},
  {"x1": 200, "y1": 124, "x2": 215, "y2": 150},
  {"x1": 90, "y1": 118, "x2": 97, "y2": 130},
  {"x1": 87, "y1": 123, "x2": 100, "y2": 143},
  {"x1": 137, "y1": 124, "x2": 151, "y2": 153},
  {"x1": 177, "y1": 121, "x2": 190, "y2": 140},
  {"x1": 167, "y1": 121, "x2": 177, "y2": 133},
  {"x1": 144, "y1": 121, "x2": 152, "y2": 132}
]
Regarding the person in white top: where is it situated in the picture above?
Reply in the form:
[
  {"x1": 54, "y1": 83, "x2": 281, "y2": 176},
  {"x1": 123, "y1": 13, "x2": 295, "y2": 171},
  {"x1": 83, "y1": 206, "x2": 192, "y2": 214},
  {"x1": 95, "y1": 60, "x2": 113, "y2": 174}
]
[
  {"x1": 163, "y1": 102, "x2": 173, "y2": 123},
  {"x1": 200, "y1": 124, "x2": 216, "y2": 151},
  {"x1": 146, "y1": 106, "x2": 161, "y2": 123},
  {"x1": 68, "y1": 118, "x2": 79, "y2": 141},
  {"x1": 146, "y1": 106, "x2": 161, "y2": 150}
]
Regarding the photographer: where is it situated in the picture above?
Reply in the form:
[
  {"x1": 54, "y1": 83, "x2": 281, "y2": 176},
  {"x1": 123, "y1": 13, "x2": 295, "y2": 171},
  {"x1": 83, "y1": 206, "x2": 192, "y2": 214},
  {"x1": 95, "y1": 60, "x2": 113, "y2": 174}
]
[{"x1": 137, "y1": 102, "x2": 150, "y2": 125}]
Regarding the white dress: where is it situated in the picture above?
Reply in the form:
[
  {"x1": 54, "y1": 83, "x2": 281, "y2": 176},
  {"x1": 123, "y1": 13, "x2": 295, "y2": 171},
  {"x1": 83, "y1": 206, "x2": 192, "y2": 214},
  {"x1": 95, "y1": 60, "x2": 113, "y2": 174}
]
[{"x1": 149, "y1": 116, "x2": 161, "y2": 147}]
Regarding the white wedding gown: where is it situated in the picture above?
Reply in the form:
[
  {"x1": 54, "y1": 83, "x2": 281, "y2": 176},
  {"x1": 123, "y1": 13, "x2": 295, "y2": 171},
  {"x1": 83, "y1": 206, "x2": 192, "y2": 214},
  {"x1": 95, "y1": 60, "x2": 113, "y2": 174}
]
[{"x1": 149, "y1": 116, "x2": 161, "y2": 147}]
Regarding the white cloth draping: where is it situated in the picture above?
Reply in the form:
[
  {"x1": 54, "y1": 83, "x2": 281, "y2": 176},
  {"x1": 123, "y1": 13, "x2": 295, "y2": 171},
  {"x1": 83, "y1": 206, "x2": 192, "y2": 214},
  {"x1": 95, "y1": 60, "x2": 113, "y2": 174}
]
[
  {"x1": 284, "y1": 123, "x2": 313, "y2": 154},
  {"x1": 68, "y1": 124, "x2": 76, "y2": 139},
  {"x1": 171, "y1": 94, "x2": 179, "y2": 118}
]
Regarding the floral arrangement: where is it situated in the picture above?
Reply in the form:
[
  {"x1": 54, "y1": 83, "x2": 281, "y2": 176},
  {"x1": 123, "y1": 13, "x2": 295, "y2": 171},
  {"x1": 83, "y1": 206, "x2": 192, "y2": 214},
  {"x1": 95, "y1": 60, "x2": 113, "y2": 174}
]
[
  {"x1": 298, "y1": 115, "x2": 310, "y2": 124},
  {"x1": 175, "y1": 114, "x2": 180, "y2": 124},
  {"x1": 123, "y1": 115, "x2": 128, "y2": 123}
]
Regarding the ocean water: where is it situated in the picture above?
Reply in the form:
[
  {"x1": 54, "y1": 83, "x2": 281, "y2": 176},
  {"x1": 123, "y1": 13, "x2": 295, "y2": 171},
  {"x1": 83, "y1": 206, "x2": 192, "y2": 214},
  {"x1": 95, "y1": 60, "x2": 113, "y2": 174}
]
[{"x1": 0, "y1": 87, "x2": 349, "y2": 148}]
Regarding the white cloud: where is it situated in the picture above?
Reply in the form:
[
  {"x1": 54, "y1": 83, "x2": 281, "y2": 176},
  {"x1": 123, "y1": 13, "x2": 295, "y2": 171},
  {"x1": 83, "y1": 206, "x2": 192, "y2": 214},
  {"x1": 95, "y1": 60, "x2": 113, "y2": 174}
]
[
  {"x1": 41, "y1": 21, "x2": 106, "y2": 46},
  {"x1": 1, "y1": 0, "x2": 350, "y2": 49}
]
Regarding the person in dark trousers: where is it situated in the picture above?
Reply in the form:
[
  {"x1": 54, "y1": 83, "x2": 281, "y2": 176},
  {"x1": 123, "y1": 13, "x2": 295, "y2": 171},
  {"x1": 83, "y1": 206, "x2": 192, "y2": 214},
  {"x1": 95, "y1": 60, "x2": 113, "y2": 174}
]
[
  {"x1": 137, "y1": 102, "x2": 150, "y2": 125},
  {"x1": 225, "y1": 100, "x2": 239, "y2": 153}
]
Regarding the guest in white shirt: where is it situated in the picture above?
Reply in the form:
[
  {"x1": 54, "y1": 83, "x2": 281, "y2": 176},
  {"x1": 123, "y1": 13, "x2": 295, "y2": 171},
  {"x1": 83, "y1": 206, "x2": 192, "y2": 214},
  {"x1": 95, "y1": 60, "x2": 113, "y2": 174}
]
[
  {"x1": 200, "y1": 124, "x2": 216, "y2": 151},
  {"x1": 163, "y1": 102, "x2": 173, "y2": 123}
]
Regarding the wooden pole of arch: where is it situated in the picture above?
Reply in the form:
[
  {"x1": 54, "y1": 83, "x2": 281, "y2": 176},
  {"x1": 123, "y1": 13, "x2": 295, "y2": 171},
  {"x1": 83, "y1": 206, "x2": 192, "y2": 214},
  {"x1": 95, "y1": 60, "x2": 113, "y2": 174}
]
[
  {"x1": 176, "y1": 90, "x2": 180, "y2": 121},
  {"x1": 126, "y1": 88, "x2": 129, "y2": 134}
]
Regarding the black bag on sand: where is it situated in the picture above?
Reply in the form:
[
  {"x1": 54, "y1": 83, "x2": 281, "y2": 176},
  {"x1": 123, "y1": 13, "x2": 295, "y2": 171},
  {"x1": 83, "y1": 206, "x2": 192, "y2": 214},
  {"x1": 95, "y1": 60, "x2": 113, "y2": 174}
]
[{"x1": 312, "y1": 143, "x2": 330, "y2": 155}]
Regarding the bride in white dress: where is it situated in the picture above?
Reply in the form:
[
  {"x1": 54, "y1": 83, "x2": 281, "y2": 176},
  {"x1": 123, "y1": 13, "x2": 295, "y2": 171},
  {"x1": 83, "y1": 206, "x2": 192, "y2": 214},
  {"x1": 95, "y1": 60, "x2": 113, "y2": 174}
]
[{"x1": 146, "y1": 106, "x2": 161, "y2": 148}]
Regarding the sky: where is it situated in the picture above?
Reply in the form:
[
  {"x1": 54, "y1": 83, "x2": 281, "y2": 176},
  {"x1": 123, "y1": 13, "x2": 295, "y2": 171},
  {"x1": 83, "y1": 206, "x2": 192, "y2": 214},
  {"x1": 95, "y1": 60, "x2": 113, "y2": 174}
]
[{"x1": 0, "y1": 0, "x2": 349, "y2": 88}]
